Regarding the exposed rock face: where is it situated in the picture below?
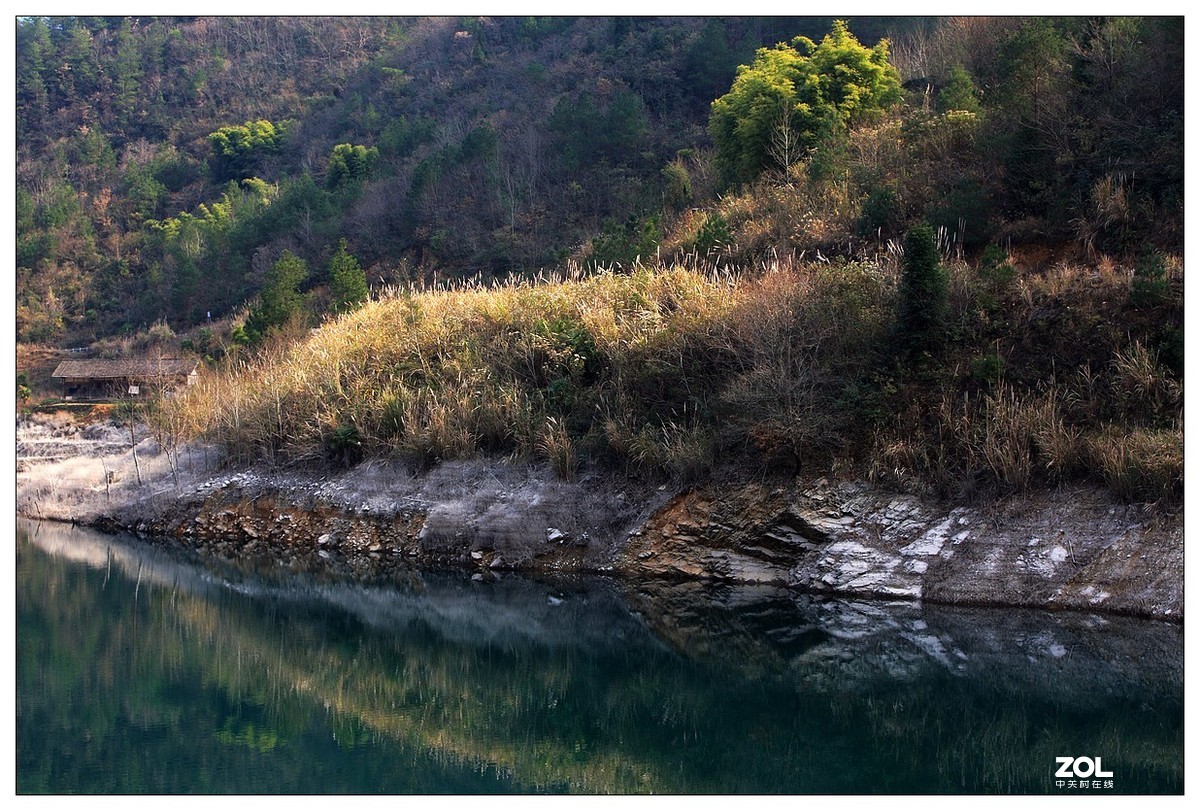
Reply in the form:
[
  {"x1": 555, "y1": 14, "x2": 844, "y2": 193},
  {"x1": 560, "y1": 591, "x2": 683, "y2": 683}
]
[
  {"x1": 15, "y1": 423, "x2": 1182, "y2": 620},
  {"x1": 619, "y1": 478, "x2": 1182, "y2": 620},
  {"x1": 86, "y1": 461, "x2": 658, "y2": 581}
]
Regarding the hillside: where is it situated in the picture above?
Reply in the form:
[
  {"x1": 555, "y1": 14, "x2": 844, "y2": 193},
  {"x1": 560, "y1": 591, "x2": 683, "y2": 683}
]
[
  {"x1": 16, "y1": 16, "x2": 854, "y2": 342},
  {"x1": 16, "y1": 16, "x2": 1183, "y2": 348}
]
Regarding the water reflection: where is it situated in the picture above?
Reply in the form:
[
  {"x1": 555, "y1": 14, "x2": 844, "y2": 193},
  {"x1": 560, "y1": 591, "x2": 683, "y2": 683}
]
[{"x1": 17, "y1": 518, "x2": 1183, "y2": 794}]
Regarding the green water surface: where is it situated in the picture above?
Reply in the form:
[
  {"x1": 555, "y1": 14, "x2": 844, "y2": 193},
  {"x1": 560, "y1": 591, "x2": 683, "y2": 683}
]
[{"x1": 16, "y1": 518, "x2": 1183, "y2": 794}]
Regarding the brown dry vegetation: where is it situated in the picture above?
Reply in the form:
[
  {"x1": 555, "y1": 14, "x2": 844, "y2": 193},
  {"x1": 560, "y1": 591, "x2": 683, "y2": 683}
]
[
  {"x1": 155, "y1": 252, "x2": 1182, "y2": 505},
  {"x1": 16, "y1": 344, "x2": 67, "y2": 401}
]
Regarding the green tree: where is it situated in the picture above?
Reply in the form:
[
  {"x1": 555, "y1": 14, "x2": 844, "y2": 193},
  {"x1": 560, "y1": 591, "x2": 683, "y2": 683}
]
[
  {"x1": 898, "y1": 223, "x2": 947, "y2": 350},
  {"x1": 16, "y1": 18, "x2": 52, "y2": 132},
  {"x1": 709, "y1": 20, "x2": 901, "y2": 185},
  {"x1": 937, "y1": 66, "x2": 982, "y2": 114},
  {"x1": 208, "y1": 119, "x2": 281, "y2": 182},
  {"x1": 60, "y1": 22, "x2": 99, "y2": 98},
  {"x1": 328, "y1": 239, "x2": 368, "y2": 313},
  {"x1": 549, "y1": 89, "x2": 648, "y2": 169},
  {"x1": 124, "y1": 166, "x2": 167, "y2": 223},
  {"x1": 17, "y1": 372, "x2": 33, "y2": 404},
  {"x1": 113, "y1": 19, "x2": 144, "y2": 123},
  {"x1": 682, "y1": 19, "x2": 737, "y2": 110},
  {"x1": 243, "y1": 250, "x2": 308, "y2": 343},
  {"x1": 992, "y1": 19, "x2": 1072, "y2": 216},
  {"x1": 661, "y1": 159, "x2": 692, "y2": 211},
  {"x1": 325, "y1": 143, "x2": 379, "y2": 189}
]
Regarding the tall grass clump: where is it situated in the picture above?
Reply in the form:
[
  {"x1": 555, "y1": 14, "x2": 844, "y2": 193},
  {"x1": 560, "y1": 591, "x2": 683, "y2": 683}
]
[{"x1": 1086, "y1": 426, "x2": 1183, "y2": 503}]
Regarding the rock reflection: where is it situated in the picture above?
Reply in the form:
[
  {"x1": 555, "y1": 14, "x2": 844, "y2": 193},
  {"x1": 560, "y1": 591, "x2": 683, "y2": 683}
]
[
  {"x1": 624, "y1": 578, "x2": 1182, "y2": 708},
  {"x1": 17, "y1": 519, "x2": 1183, "y2": 794}
]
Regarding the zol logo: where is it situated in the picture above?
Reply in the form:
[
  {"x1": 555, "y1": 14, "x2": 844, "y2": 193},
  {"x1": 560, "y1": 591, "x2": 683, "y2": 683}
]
[{"x1": 1055, "y1": 757, "x2": 1113, "y2": 778}]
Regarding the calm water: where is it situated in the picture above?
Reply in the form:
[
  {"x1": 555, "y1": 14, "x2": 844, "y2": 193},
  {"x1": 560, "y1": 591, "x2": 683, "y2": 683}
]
[{"x1": 17, "y1": 517, "x2": 1183, "y2": 794}]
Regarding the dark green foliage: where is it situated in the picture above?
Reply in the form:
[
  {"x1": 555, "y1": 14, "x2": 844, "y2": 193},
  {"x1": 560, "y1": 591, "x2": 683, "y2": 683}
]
[
  {"x1": 1130, "y1": 251, "x2": 1170, "y2": 308},
  {"x1": 328, "y1": 239, "x2": 369, "y2": 314},
  {"x1": 243, "y1": 251, "x2": 309, "y2": 344},
  {"x1": 857, "y1": 186, "x2": 899, "y2": 237},
  {"x1": 1156, "y1": 325, "x2": 1184, "y2": 379},
  {"x1": 16, "y1": 18, "x2": 52, "y2": 128},
  {"x1": 378, "y1": 114, "x2": 435, "y2": 160},
  {"x1": 588, "y1": 215, "x2": 662, "y2": 268},
  {"x1": 325, "y1": 144, "x2": 378, "y2": 189},
  {"x1": 531, "y1": 316, "x2": 601, "y2": 404},
  {"x1": 977, "y1": 246, "x2": 1015, "y2": 287},
  {"x1": 324, "y1": 422, "x2": 363, "y2": 467},
  {"x1": 682, "y1": 20, "x2": 738, "y2": 110},
  {"x1": 661, "y1": 161, "x2": 692, "y2": 211},
  {"x1": 937, "y1": 66, "x2": 982, "y2": 114},
  {"x1": 112, "y1": 19, "x2": 144, "y2": 122},
  {"x1": 970, "y1": 350, "x2": 1005, "y2": 386},
  {"x1": 693, "y1": 214, "x2": 733, "y2": 257},
  {"x1": 974, "y1": 245, "x2": 1016, "y2": 311},
  {"x1": 180, "y1": 326, "x2": 224, "y2": 362},
  {"x1": 457, "y1": 124, "x2": 498, "y2": 164},
  {"x1": 988, "y1": 20, "x2": 1075, "y2": 220},
  {"x1": 994, "y1": 19, "x2": 1070, "y2": 120},
  {"x1": 897, "y1": 223, "x2": 947, "y2": 350},
  {"x1": 153, "y1": 150, "x2": 203, "y2": 192},
  {"x1": 927, "y1": 177, "x2": 994, "y2": 249},
  {"x1": 549, "y1": 89, "x2": 648, "y2": 170},
  {"x1": 17, "y1": 372, "x2": 32, "y2": 403}
]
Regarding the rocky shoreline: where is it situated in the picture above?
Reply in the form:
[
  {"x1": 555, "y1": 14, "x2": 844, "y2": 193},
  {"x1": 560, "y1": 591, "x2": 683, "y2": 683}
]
[{"x1": 16, "y1": 415, "x2": 1184, "y2": 621}]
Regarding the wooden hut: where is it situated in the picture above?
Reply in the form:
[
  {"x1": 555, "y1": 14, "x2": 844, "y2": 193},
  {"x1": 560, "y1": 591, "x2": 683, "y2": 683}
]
[{"x1": 51, "y1": 357, "x2": 200, "y2": 400}]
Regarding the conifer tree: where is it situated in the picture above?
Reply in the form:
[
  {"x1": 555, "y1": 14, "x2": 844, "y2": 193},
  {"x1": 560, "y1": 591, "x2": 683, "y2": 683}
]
[
  {"x1": 898, "y1": 223, "x2": 947, "y2": 350},
  {"x1": 329, "y1": 239, "x2": 368, "y2": 313},
  {"x1": 242, "y1": 250, "x2": 308, "y2": 343}
]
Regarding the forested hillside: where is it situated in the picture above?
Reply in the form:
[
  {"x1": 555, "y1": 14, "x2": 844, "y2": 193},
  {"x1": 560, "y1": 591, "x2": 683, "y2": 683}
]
[{"x1": 16, "y1": 16, "x2": 1183, "y2": 349}]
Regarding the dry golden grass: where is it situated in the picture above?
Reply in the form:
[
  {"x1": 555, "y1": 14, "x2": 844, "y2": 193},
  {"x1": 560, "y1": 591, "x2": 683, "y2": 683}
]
[
  {"x1": 1087, "y1": 426, "x2": 1183, "y2": 503},
  {"x1": 164, "y1": 267, "x2": 747, "y2": 470},
  {"x1": 160, "y1": 254, "x2": 1182, "y2": 503}
]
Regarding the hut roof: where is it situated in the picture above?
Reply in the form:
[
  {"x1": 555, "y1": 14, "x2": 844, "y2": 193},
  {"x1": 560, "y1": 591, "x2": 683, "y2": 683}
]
[{"x1": 51, "y1": 357, "x2": 199, "y2": 380}]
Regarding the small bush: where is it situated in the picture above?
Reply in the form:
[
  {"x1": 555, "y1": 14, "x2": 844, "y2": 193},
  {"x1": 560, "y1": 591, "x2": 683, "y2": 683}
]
[
  {"x1": 927, "y1": 177, "x2": 993, "y2": 250},
  {"x1": 1109, "y1": 342, "x2": 1182, "y2": 425},
  {"x1": 692, "y1": 213, "x2": 733, "y2": 258},
  {"x1": 325, "y1": 422, "x2": 363, "y2": 467},
  {"x1": 626, "y1": 421, "x2": 716, "y2": 482},
  {"x1": 1129, "y1": 251, "x2": 1170, "y2": 307},
  {"x1": 976, "y1": 245, "x2": 1016, "y2": 300},
  {"x1": 898, "y1": 223, "x2": 948, "y2": 351},
  {"x1": 531, "y1": 315, "x2": 600, "y2": 385},
  {"x1": 970, "y1": 351, "x2": 1005, "y2": 387},
  {"x1": 588, "y1": 215, "x2": 661, "y2": 268},
  {"x1": 17, "y1": 372, "x2": 32, "y2": 403},
  {"x1": 661, "y1": 160, "x2": 693, "y2": 211},
  {"x1": 856, "y1": 185, "x2": 899, "y2": 237}
]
